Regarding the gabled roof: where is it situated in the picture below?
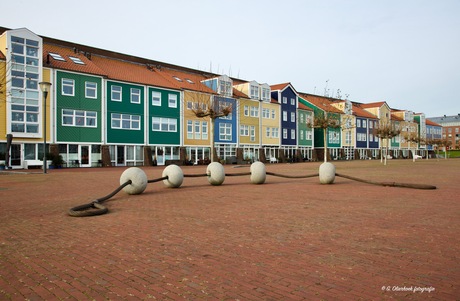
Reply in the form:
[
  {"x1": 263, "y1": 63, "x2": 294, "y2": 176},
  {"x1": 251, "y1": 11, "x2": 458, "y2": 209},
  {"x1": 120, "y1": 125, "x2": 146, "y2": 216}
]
[
  {"x1": 390, "y1": 112, "x2": 405, "y2": 121},
  {"x1": 298, "y1": 101, "x2": 313, "y2": 111},
  {"x1": 298, "y1": 93, "x2": 343, "y2": 114},
  {"x1": 153, "y1": 67, "x2": 216, "y2": 94},
  {"x1": 426, "y1": 119, "x2": 442, "y2": 127},
  {"x1": 352, "y1": 102, "x2": 378, "y2": 119},
  {"x1": 43, "y1": 44, "x2": 107, "y2": 77},
  {"x1": 360, "y1": 101, "x2": 388, "y2": 109},
  {"x1": 270, "y1": 82, "x2": 298, "y2": 95}
]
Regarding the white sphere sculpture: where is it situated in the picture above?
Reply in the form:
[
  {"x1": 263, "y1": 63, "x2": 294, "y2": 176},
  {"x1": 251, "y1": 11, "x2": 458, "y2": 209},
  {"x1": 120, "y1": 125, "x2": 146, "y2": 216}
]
[
  {"x1": 206, "y1": 162, "x2": 225, "y2": 185},
  {"x1": 250, "y1": 161, "x2": 266, "y2": 184},
  {"x1": 120, "y1": 167, "x2": 148, "y2": 195},
  {"x1": 319, "y1": 162, "x2": 336, "y2": 184},
  {"x1": 162, "y1": 164, "x2": 184, "y2": 188}
]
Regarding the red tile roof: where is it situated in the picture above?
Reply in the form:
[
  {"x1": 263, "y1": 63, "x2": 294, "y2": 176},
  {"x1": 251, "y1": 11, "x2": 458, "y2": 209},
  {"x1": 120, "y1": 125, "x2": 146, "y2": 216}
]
[
  {"x1": 43, "y1": 44, "x2": 107, "y2": 77},
  {"x1": 0, "y1": 50, "x2": 5, "y2": 60},
  {"x1": 352, "y1": 103, "x2": 378, "y2": 119},
  {"x1": 426, "y1": 119, "x2": 441, "y2": 127},
  {"x1": 298, "y1": 101, "x2": 313, "y2": 111},
  {"x1": 298, "y1": 93, "x2": 343, "y2": 114},
  {"x1": 360, "y1": 101, "x2": 388, "y2": 109}
]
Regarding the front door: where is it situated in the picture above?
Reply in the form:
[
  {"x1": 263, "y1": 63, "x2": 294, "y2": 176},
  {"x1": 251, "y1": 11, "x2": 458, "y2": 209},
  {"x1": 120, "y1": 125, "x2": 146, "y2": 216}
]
[
  {"x1": 10, "y1": 144, "x2": 22, "y2": 168},
  {"x1": 117, "y1": 146, "x2": 125, "y2": 166},
  {"x1": 80, "y1": 145, "x2": 91, "y2": 167}
]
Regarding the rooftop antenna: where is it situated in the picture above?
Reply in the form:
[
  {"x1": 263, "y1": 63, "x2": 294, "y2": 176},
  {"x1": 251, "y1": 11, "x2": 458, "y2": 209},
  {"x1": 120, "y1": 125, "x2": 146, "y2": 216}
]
[{"x1": 324, "y1": 79, "x2": 329, "y2": 97}]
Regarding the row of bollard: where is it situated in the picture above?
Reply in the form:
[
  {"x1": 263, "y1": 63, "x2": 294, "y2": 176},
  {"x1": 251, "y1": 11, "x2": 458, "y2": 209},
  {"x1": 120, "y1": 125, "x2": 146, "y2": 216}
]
[{"x1": 119, "y1": 161, "x2": 336, "y2": 195}]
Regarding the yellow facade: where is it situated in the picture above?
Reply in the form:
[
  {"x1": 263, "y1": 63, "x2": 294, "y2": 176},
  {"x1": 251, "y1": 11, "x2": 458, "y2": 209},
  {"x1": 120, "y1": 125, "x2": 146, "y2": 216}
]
[
  {"x1": 182, "y1": 90, "x2": 211, "y2": 147},
  {"x1": 238, "y1": 97, "x2": 260, "y2": 145},
  {"x1": 261, "y1": 102, "x2": 280, "y2": 146}
]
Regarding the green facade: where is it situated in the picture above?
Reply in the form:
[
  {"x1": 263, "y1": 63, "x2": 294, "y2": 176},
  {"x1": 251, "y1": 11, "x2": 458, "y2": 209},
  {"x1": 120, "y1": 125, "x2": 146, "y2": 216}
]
[
  {"x1": 106, "y1": 81, "x2": 145, "y2": 144},
  {"x1": 148, "y1": 87, "x2": 181, "y2": 145},
  {"x1": 56, "y1": 71, "x2": 102, "y2": 143},
  {"x1": 298, "y1": 109, "x2": 313, "y2": 147}
]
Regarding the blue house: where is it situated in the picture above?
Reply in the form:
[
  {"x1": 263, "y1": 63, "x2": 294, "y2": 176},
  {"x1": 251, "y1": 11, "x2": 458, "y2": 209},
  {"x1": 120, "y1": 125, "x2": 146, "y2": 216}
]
[{"x1": 271, "y1": 83, "x2": 298, "y2": 159}]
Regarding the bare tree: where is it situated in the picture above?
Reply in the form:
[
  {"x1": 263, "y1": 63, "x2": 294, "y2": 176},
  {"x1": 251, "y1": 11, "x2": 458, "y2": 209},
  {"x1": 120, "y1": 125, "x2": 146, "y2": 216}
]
[
  {"x1": 307, "y1": 111, "x2": 341, "y2": 162},
  {"x1": 374, "y1": 122, "x2": 401, "y2": 165}
]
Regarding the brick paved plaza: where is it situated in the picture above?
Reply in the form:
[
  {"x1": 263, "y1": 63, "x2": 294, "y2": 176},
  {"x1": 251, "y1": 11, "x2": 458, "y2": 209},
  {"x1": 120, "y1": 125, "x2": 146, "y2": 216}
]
[{"x1": 1, "y1": 159, "x2": 459, "y2": 300}]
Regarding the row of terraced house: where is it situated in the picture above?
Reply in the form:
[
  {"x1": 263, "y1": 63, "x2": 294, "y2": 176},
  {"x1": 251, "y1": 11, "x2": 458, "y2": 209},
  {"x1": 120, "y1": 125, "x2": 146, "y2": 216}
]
[{"x1": 0, "y1": 27, "x2": 443, "y2": 169}]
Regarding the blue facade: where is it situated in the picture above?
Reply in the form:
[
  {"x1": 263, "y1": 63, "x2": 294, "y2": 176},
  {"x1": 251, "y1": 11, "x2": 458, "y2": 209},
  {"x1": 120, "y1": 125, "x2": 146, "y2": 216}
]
[
  {"x1": 213, "y1": 96, "x2": 237, "y2": 144},
  {"x1": 356, "y1": 117, "x2": 368, "y2": 148},
  {"x1": 368, "y1": 119, "x2": 379, "y2": 149},
  {"x1": 272, "y1": 86, "x2": 297, "y2": 146}
]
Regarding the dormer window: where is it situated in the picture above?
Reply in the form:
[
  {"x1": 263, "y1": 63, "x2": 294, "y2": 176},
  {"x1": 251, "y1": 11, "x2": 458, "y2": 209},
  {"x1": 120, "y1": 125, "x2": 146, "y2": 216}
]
[
  {"x1": 250, "y1": 85, "x2": 259, "y2": 99},
  {"x1": 218, "y1": 76, "x2": 232, "y2": 97},
  {"x1": 261, "y1": 87, "x2": 270, "y2": 101}
]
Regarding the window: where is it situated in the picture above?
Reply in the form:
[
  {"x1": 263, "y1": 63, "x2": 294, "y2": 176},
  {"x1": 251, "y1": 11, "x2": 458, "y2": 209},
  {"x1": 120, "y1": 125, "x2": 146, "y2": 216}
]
[
  {"x1": 244, "y1": 105, "x2": 249, "y2": 116},
  {"x1": 300, "y1": 130, "x2": 304, "y2": 140},
  {"x1": 262, "y1": 108, "x2": 270, "y2": 118},
  {"x1": 250, "y1": 106, "x2": 259, "y2": 117},
  {"x1": 272, "y1": 128, "x2": 279, "y2": 138},
  {"x1": 168, "y1": 94, "x2": 177, "y2": 108},
  {"x1": 291, "y1": 129, "x2": 296, "y2": 140},
  {"x1": 363, "y1": 120, "x2": 367, "y2": 128},
  {"x1": 291, "y1": 112, "x2": 295, "y2": 123},
  {"x1": 85, "y1": 82, "x2": 97, "y2": 99},
  {"x1": 306, "y1": 129, "x2": 312, "y2": 140},
  {"x1": 194, "y1": 121, "x2": 201, "y2": 139},
  {"x1": 261, "y1": 88, "x2": 270, "y2": 101},
  {"x1": 300, "y1": 113, "x2": 304, "y2": 124},
  {"x1": 240, "y1": 125, "x2": 249, "y2": 136},
  {"x1": 283, "y1": 111, "x2": 287, "y2": 121},
  {"x1": 152, "y1": 117, "x2": 177, "y2": 132},
  {"x1": 219, "y1": 80, "x2": 232, "y2": 97},
  {"x1": 111, "y1": 85, "x2": 122, "y2": 101},
  {"x1": 346, "y1": 131, "x2": 352, "y2": 144},
  {"x1": 219, "y1": 123, "x2": 232, "y2": 141},
  {"x1": 187, "y1": 120, "x2": 193, "y2": 139},
  {"x1": 62, "y1": 78, "x2": 74, "y2": 96},
  {"x1": 130, "y1": 88, "x2": 141, "y2": 104},
  {"x1": 152, "y1": 91, "x2": 161, "y2": 106},
  {"x1": 63, "y1": 109, "x2": 97, "y2": 127},
  {"x1": 49, "y1": 52, "x2": 65, "y2": 61},
  {"x1": 369, "y1": 121, "x2": 373, "y2": 129},
  {"x1": 271, "y1": 110, "x2": 276, "y2": 119},
  {"x1": 282, "y1": 97, "x2": 287, "y2": 104},
  {"x1": 329, "y1": 131, "x2": 340, "y2": 144},
  {"x1": 283, "y1": 129, "x2": 288, "y2": 139},
  {"x1": 111, "y1": 113, "x2": 140, "y2": 130},
  {"x1": 250, "y1": 85, "x2": 259, "y2": 99},
  {"x1": 356, "y1": 119, "x2": 361, "y2": 128},
  {"x1": 250, "y1": 126, "x2": 256, "y2": 142},
  {"x1": 291, "y1": 98, "x2": 295, "y2": 105},
  {"x1": 69, "y1": 56, "x2": 85, "y2": 65},
  {"x1": 202, "y1": 122, "x2": 208, "y2": 139}
]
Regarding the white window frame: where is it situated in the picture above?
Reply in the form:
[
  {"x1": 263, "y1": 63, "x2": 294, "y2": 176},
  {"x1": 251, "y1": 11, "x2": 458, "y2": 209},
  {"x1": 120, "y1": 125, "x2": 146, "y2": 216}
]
[
  {"x1": 85, "y1": 82, "x2": 97, "y2": 99},
  {"x1": 152, "y1": 91, "x2": 161, "y2": 106},
  {"x1": 250, "y1": 126, "x2": 256, "y2": 142},
  {"x1": 240, "y1": 125, "x2": 249, "y2": 136},
  {"x1": 152, "y1": 117, "x2": 177, "y2": 132},
  {"x1": 168, "y1": 94, "x2": 177, "y2": 108},
  {"x1": 111, "y1": 113, "x2": 140, "y2": 130},
  {"x1": 283, "y1": 129, "x2": 288, "y2": 139},
  {"x1": 219, "y1": 123, "x2": 232, "y2": 141},
  {"x1": 187, "y1": 120, "x2": 193, "y2": 139},
  {"x1": 291, "y1": 129, "x2": 296, "y2": 140},
  {"x1": 250, "y1": 106, "x2": 259, "y2": 117},
  {"x1": 62, "y1": 78, "x2": 75, "y2": 96},
  {"x1": 130, "y1": 88, "x2": 141, "y2": 104},
  {"x1": 111, "y1": 85, "x2": 122, "y2": 102},
  {"x1": 291, "y1": 112, "x2": 295, "y2": 123},
  {"x1": 282, "y1": 97, "x2": 287, "y2": 104},
  {"x1": 62, "y1": 109, "x2": 97, "y2": 127},
  {"x1": 283, "y1": 111, "x2": 287, "y2": 122}
]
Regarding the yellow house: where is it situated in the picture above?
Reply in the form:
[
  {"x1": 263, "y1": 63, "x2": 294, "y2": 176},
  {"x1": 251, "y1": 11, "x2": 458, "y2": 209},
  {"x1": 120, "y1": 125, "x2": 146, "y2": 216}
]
[{"x1": 391, "y1": 109, "x2": 419, "y2": 158}]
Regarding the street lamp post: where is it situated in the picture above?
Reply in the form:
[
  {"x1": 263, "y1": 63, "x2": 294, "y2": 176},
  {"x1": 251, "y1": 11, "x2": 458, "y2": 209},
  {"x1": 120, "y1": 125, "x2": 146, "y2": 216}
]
[{"x1": 39, "y1": 81, "x2": 52, "y2": 174}]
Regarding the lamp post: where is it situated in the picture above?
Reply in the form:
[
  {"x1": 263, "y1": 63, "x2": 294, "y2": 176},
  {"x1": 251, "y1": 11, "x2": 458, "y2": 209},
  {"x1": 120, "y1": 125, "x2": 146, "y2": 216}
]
[{"x1": 39, "y1": 81, "x2": 52, "y2": 174}]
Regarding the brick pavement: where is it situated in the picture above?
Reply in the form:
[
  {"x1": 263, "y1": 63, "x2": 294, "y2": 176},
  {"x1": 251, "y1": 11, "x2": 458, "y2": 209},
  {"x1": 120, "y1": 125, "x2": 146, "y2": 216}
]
[{"x1": 0, "y1": 159, "x2": 459, "y2": 300}]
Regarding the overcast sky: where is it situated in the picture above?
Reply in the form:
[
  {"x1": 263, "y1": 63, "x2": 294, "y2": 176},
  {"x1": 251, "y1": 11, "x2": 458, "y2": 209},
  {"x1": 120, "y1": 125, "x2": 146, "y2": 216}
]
[{"x1": 3, "y1": 0, "x2": 459, "y2": 117}]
